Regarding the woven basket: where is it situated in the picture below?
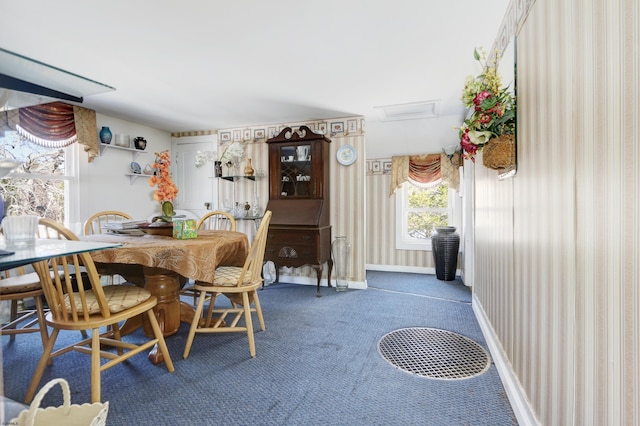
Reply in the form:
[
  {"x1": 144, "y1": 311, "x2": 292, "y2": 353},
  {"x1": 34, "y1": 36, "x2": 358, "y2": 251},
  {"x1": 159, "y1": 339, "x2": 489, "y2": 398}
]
[
  {"x1": 10, "y1": 379, "x2": 109, "y2": 426},
  {"x1": 482, "y1": 134, "x2": 515, "y2": 170}
]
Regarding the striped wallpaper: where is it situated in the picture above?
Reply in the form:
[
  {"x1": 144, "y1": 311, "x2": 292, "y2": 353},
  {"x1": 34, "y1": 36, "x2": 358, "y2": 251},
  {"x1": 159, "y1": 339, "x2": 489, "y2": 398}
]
[{"x1": 472, "y1": 0, "x2": 640, "y2": 424}]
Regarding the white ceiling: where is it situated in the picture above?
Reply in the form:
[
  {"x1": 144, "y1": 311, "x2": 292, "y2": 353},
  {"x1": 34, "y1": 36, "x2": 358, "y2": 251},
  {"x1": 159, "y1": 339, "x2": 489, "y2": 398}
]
[{"x1": 0, "y1": 0, "x2": 509, "y2": 155}]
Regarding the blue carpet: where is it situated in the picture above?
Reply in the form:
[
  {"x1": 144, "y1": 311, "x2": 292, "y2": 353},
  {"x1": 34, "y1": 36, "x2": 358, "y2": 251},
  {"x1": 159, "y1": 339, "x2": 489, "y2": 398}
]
[{"x1": 2, "y1": 272, "x2": 517, "y2": 425}]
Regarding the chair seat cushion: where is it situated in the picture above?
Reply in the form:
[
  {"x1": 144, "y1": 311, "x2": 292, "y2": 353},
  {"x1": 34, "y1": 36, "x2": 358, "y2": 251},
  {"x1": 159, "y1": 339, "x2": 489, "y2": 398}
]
[
  {"x1": 64, "y1": 285, "x2": 151, "y2": 314},
  {"x1": 0, "y1": 270, "x2": 64, "y2": 295},
  {"x1": 213, "y1": 266, "x2": 253, "y2": 286}
]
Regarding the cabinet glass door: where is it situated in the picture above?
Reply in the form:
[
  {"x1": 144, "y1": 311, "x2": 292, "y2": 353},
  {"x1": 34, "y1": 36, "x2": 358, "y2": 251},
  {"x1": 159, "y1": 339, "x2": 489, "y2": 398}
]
[{"x1": 279, "y1": 144, "x2": 311, "y2": 197}]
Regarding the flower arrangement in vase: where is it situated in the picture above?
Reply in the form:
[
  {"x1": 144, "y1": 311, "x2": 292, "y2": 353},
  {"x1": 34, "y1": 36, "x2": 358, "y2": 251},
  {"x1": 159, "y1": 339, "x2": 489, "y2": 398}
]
[
  {"x1": 219, "y1": 141, "x2": 244, "y2": 176},
  {"x1": 148, "y1": 150, "x2": 179, "y2": 220},
  {"x1": 459, "y1": 48, "x2": 516, "y2": 163}
]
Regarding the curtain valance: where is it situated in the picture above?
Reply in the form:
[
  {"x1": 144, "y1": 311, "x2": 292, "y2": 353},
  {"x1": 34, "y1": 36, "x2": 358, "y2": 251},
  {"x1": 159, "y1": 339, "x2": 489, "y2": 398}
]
[
  {"x1": 0, "y1": 102, "x2": 99, "y2": 162},
  {"x1": 390, "y1": 154, "x2": 441, "y2": 196},
  {"x1": 389, "y1": 152, "x2": 461, "y2": 196}
]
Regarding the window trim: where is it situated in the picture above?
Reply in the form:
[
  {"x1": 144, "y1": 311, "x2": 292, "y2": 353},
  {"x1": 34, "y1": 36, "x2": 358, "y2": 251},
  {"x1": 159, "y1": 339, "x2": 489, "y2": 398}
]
[
  {"x1": 395, "y1": 180, "x2": 461, "y2": 251},
  {"x1": 0, "y1": 133, "x2": 79, "y2": 228}
]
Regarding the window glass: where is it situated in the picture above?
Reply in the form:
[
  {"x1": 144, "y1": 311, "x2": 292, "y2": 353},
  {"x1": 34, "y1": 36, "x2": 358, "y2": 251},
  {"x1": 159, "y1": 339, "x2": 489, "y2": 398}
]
[
  {"x1": 0, "y1": 130, "x2": 68, "y2": 221},
  {"x1": 396, "y1": 179, "x2": 460, "y2": 251}
]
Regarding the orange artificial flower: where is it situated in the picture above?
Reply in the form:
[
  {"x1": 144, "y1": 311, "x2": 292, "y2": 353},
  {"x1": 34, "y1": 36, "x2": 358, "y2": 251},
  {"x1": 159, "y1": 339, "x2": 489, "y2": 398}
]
[{"x1": 148, "y1": 150, "x2": 179, "y2": 203}]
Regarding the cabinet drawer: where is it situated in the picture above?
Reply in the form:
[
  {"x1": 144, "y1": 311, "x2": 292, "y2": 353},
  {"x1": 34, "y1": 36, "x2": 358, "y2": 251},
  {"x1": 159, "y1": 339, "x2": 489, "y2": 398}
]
[
  {"x1": 265, "y1": 230, "x2": 319, "y2": 262},
  {"x1": 265, "y1": 242, "x2": 318, "y2": 261},
  {"x1": 267, "y1": 230, "x2": 319, "y2": 246}
]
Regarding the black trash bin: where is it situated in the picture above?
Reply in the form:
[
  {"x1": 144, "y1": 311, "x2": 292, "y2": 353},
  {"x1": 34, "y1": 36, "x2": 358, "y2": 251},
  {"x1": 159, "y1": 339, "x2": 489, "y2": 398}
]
[{"x1": 431, "y1": 226, "x2": 459, "y2": 281}]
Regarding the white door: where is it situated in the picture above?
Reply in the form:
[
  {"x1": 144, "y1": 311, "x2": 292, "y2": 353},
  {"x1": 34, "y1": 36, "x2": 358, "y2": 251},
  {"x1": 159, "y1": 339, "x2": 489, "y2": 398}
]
[{"x1": 172, "y1": 135, "x2": 217, "y2": 220}]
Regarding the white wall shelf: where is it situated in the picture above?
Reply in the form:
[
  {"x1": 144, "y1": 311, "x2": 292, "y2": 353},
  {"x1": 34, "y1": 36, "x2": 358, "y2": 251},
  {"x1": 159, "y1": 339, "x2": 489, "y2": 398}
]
[
  {"x1": 124, "y1": 173, "x2": 152, "y2": 184},
  {"x1": 99, "y1": 143, "x2": 150, "y2": 184},
  {"x1": 99, "y1": 143, "x2": 148, "y2": 161}
]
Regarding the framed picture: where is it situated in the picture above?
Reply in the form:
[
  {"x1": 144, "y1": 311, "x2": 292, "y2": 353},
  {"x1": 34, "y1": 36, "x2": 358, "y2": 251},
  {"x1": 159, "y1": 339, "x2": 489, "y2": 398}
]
[
  {"x1": 382, "y1": 160, "x2": 392, "y2": 174},
  {"x1": 347, "y1": 119, "x2": 357, "y2": 134},
  {"x1": 366, "y1": 161, "x2": 372, "y2": 173},
  {"x1": 220, "y1": 132, "x2": 231, "y2": 142},
  {"x1": 233, "y1": 130, "x2": 241, "y2": 142},
  {"x1": 330, "y1": 121, "x2": 344, "y2": 135},
  {"x1": 360, "y1": 118, "x2": 366, "y2": 133},
  {"x1": 243, "y1": 129, "x2": 252, "y2": 141},
  {"x1": 372, "y1": 161, "x2": 381, "y2": 173},
  {"x1": 317, "y1": 122, "x2": 327, "y2": 135},
  {"x1": 254, "y1": 129, "x2": 265, "y2": 139},
  {"x1": 305, "y1": 122, "x2": 317, "y2": 131},
  {"x1": 268, "y1": 126, "x2": 277, "y2": 138}
]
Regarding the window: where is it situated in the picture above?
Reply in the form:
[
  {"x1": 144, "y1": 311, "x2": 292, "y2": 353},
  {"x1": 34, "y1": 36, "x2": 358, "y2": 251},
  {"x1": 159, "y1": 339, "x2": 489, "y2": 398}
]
[
  {"x1": 395, "y1": 179, "x2": 461, "y2": 251},
  {"x1": 0, "y1": 130, "x2": 77, "y2": 223}
]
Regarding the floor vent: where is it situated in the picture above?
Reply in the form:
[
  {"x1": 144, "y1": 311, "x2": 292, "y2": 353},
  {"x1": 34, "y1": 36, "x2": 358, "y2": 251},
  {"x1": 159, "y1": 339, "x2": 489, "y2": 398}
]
[{"x1": 377, "y1": 327, "x2": 490, "y2": 380}]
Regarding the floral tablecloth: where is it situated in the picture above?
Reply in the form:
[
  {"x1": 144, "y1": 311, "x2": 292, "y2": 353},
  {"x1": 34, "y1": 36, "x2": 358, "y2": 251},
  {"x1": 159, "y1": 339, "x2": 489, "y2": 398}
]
[{"x1": 82, "y1": 230, "x2": 248, "y2": 285}]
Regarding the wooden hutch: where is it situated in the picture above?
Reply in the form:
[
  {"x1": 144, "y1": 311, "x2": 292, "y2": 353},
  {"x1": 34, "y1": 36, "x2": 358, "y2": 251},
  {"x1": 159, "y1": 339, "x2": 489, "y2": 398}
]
[{"x1": 264, "y1": 126, "x2": 333, "y2": 295}]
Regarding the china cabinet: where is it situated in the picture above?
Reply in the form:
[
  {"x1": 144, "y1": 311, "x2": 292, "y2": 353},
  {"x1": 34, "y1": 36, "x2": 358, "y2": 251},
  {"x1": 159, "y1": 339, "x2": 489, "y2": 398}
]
[{"x1": 265, "y1": 126, "x2": 333, "y2": 295}]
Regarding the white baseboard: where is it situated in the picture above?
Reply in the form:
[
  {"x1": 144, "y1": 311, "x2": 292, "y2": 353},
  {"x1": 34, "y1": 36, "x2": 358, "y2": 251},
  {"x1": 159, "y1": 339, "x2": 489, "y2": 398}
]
[
  {"x1": 266, "y1": 274, "x2": 367, "y2": 290},
  {"x1": 366, "y1": 264, "x2": 435, "y2": 274},
  {"x1": 472, "y1": 294, "x2": 539, "y2": 426},
  {"x1": 365, "y1": 264, "x2": 464, "y2": 281}
]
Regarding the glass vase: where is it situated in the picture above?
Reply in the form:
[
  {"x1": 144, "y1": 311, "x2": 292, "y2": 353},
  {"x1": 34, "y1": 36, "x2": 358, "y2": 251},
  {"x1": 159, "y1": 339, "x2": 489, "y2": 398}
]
[{"x1": 332, "y1": 236, "x2": 351, "y2": 292}]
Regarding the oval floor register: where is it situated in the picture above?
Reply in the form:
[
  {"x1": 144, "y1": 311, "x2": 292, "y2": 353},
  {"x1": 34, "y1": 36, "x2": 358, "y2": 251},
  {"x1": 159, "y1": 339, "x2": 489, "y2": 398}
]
[{"x1": 377, "y1": 327, "x2": 490, "y2": 380}]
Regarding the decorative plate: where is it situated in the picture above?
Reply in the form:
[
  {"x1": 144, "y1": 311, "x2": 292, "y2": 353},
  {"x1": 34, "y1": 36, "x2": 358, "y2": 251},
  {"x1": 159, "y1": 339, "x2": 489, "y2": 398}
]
[
  {"x1": 130, "y1": 162, "x2": 142, "y2": 174},
  {"x1": 336, "y1": 144, "x2": 357, "y2": 166}
]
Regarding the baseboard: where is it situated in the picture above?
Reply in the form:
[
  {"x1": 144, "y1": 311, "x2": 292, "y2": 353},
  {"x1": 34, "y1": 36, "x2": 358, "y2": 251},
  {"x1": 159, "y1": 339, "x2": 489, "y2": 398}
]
[
  {"x1": 266, "y1": 274, "x2": 367, "y2": 290},
  {"x1": 365, "y1": 264, "x2": 463, "y2": 279},
  {"x1": 365, "y1": 264, "x2": 435, "y2": 274},
  {"x1": 472, "y1": 294, "x2": 539, "y2": 426}
]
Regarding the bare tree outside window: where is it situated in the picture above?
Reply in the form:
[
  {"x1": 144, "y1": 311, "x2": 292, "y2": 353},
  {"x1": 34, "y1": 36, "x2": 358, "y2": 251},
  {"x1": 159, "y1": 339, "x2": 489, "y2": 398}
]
[{"x1": 0, "y1": 131, "x2": 65, "y2": 222}]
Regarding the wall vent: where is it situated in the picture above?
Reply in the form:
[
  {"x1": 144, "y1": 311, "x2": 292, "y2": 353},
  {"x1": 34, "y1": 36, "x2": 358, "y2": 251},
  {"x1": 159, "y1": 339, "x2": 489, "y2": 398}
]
[{"x1": 373, "y1": 100, "x2": 439, "y2": 121}]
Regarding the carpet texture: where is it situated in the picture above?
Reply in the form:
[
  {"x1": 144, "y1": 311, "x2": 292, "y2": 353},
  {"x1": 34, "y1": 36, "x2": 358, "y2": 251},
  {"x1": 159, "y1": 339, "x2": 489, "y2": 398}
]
[{"x1": 2, "y1": 271, "x2": 517, "y2": 425}]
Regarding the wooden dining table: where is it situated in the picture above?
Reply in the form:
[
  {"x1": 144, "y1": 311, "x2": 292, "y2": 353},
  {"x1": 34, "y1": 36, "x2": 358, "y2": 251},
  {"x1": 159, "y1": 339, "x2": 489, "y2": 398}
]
[{"x1": 81, "y1": 230, "x2": 249, "y2": 348}]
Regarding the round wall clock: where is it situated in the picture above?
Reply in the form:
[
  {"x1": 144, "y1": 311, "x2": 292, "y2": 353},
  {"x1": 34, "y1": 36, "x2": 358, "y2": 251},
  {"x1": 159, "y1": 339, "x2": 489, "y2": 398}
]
[{"x1": 336, "y1": 144, "x2": 357, "y2": 166}]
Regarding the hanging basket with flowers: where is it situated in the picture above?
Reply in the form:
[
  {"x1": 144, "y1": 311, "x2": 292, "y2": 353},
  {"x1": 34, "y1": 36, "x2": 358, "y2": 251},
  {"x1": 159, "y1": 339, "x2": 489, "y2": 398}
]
[
  {"x1": 459, "y1": 48, "x2": 516, "y2": 169},
  {"x1": 148, "y1": 150, "x2": 179, "y2": 220}
]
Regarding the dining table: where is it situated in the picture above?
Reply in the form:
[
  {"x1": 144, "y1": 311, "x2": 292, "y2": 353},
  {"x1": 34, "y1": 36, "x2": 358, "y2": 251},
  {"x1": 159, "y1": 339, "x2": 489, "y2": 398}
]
[{"x1": 81, "y1": 229, "x2": 249, "y2": 352}]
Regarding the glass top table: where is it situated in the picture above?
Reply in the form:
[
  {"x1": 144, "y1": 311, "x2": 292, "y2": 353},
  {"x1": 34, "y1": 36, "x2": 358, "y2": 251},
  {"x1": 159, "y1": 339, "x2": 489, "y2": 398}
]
[{"x1": 0, "y1": 239, "x2": 121, "y2": 271}]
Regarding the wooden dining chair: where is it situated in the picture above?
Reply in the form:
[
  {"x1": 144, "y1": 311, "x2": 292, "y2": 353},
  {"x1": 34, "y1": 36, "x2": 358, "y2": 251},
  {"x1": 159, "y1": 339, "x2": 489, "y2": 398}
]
[
  {"x1": 196, "y1": 210, "x2": 236, "y2": 231},
  {"x1": 183, "y1": 210, "x2": 272, "y2": 360},
  {"x1": 0, "y1": 218, "x2": 77, "y2": 347},
  {"x1": 0, "y1": 266, "x2": 49, "y2": 348},
  {"x1": 24, "y1": 222, "x2": 175, "y2": 404},
  {"x1": 83, "y1": 211, "x2": 132, "y2": 284},
  {"x1": 83, "y1": 210, "x2": 132, "y2": 235},
  {"x1": 180, "y1": 211, "x2": 238, "y2": 305}
]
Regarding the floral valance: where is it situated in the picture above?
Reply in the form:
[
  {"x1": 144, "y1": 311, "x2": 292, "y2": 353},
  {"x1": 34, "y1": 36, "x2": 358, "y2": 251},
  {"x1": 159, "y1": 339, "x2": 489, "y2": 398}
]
[
  {"x1": 0, "y1": 101, "x2": 99, "y2": 162},
  {"x1": 389, "y1": 152, "x2": 461, "y2": 196},
  {"x1": 390, "y1": 154, "x2": 441, "y2": 196}
]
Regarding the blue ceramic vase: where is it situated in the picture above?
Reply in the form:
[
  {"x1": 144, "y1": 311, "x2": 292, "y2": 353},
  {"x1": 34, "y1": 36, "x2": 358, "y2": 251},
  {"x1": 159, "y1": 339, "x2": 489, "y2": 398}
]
[{"x1": 99, "y1": 126, "x2": 112, "y2": 144}]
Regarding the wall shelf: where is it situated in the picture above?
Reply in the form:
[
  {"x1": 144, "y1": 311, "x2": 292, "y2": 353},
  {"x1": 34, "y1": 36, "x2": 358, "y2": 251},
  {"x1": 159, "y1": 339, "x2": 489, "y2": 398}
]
[
  {"x1": 124, "y1": 173, "x2": 152, "y2": 184},
  {"x1": 216, "y1": 175, "x2": 260, "y2": 207},
  {"x1": 217, "y1": 175, "x2": 256, "y2": 182},
  {"x1": 99, "y1": 143, "x2": 148, "y2": 161}
]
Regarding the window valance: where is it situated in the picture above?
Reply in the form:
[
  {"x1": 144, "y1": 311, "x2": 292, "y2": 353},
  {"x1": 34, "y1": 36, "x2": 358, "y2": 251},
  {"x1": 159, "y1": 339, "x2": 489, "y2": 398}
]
[
  {"x1": 389, "y1": 151, "x2": 461, "y2": 196},
  {"x1": 0, "y1": 101, "x2": 99, "y2": 162}
]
